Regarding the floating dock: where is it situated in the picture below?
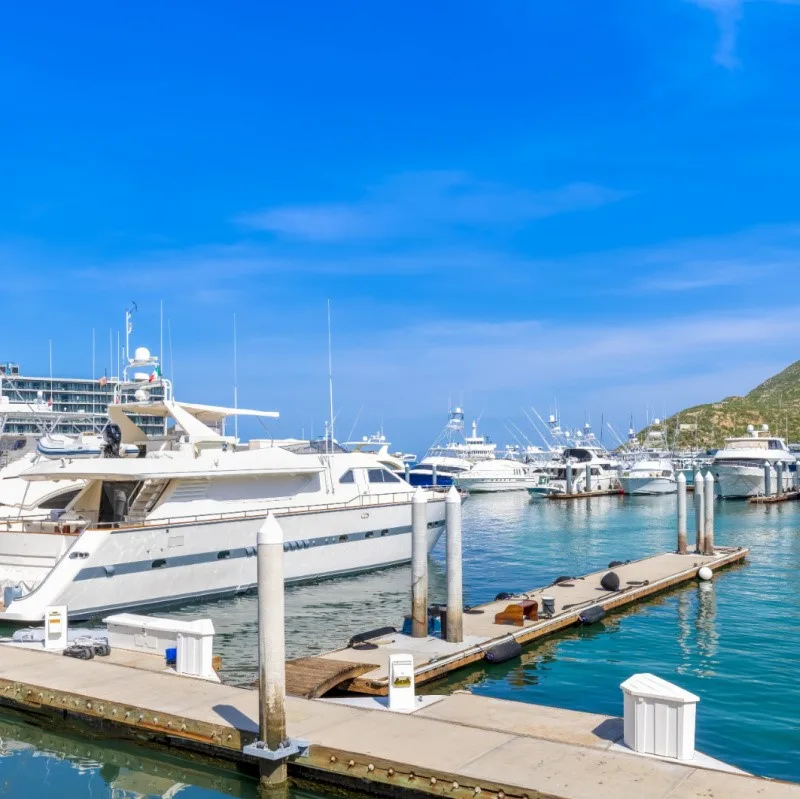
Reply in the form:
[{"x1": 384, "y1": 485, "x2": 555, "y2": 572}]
[
  {"x1": 1, "y1": 633, "x2": 797, "y2": 799},
  {"x1": 547, "y1": 488, "x2": 622, "y2": 500},
  {"x1": 749, "y1": 490, "x2": 800, "y2": 504},
  {"x1": 310, "y1": 547, "x2": 747, "y2": 696}
]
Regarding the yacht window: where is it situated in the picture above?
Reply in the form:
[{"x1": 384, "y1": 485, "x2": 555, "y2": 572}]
[
  {"x1": 339, "y1": 470, "x2": 355, "y2": 483},
  {"x1": 368, "y1": 468, "x2": 400, "y2": 483},
  {"x1": 217, "y1": 550, "x2": 231, "y2": 559},
  {"x1": 38, "y1": 489, "x2": 81, "y2": 510},
  {"x1": 151, "y1": 559, "x2": 167, "y2": 569},
  {"x1": 769, "y1": 440, "x2": 784, "y2": 450}
]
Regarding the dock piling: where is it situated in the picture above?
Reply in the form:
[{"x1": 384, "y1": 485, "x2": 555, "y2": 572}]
[
  {"x1": 255, "y1": 513, "x2": 288, "y2": 790},
  {"x1": 566, "y1": 462, "x2": 574, "y2": 495},
  {"x1": 776, "y1": 462, "x2": 784, "y2": 497},
  {"x1": 703, "y1": 472, "x2": 715, "y2": 555},
  {"x1": 445, "y1": 486, "x2": 463, "y2": 643},
  {"x1": 764, "y1": 462, "x2": 772, "y2": 497},
  {"x1": 411, "y1": 488, "x2": 429, "y2": 638},
  {"x1": 431, "y1": 464, "x2": 438, "y2": 487},
  {"x1": 404, "y1": 462, "x2": 410, "y2": 483},
  {"x1": 585, "y1": 463, "x2": 592, "y2": 493},
  {"x1": 694, "y1": 468, "x2": 705, "y2": 554},
  {"x1": 676, "y1": 473, "x2": 688, "y2": 554}
]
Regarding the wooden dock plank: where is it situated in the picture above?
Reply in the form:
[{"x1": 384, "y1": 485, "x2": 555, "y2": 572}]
[{"x1": 285, "y1": 656, "x2": 379, "y2": 698}]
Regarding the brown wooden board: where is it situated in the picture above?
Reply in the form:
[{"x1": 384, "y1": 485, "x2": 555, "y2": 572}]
[{"x1": 285, "y1": 656, "x2": 379, "y2": 698}]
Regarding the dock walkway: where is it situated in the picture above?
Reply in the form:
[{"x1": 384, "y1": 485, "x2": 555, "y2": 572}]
[
  {"x1": 0, "y1": 643, "x2": 797, "y2": 798},
  {"x1": 318, "y1": 548, "x2": 747, "y2": 694}
]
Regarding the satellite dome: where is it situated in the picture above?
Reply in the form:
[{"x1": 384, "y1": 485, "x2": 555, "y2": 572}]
[
  {"x1": 747, "y1": 424, "x2": 754, "y2": 432},
  {"x1": 134, "y1": 388, "x2": 148, "y2": 402},
  {"x1": 762, "y1": 424, "x2": 769, "y2": 432},
  {"x1": 133, "y1": 372, "x2": 149, "y2": 382},
  {"x1": 133, "y1": 346, "x2": 151, "y2": 364}
]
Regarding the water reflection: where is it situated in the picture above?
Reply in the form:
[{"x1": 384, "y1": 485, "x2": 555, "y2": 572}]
[{"x1": 0, "y1": 710, "x2": 258, "y2": 798}]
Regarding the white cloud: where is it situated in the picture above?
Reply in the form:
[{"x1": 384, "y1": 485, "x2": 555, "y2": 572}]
[{"x1": 236, "y1": 171, "x2": 629, "y2": 242}]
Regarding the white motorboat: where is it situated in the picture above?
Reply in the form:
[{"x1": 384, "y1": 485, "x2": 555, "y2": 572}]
[
  {"x1": 0, "y1": 351, "x2": 446, "y2": 622},
  {"x1": 455, "y1": 459, "x2": 540, "y2": 493},
  {"x1": 527, "y1": 446, "x2": 621, "y2": 497},
  {"x1": 711, "y1": 425, "x2": 796, "y2": 499},
  {"x1": 619, "y1": 458, "x2": 677, "y2": 495},
  {"x1": 36, "y1": 432, "x2": 140, "y2": 459}
]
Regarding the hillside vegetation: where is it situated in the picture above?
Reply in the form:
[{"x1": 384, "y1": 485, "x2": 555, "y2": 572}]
[{"x1": 639, "y1": 360, "x2": 800, "y2": 450}]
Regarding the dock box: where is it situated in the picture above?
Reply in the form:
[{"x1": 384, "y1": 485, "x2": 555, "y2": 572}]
[
  {"x1": 621, "y1": 673, "x2": 699, "y2": 760},
  {"x1": 103, "y1": 613, "x2": 218, "y2": 681}
]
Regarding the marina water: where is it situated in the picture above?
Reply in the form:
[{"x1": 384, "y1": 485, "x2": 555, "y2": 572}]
[{"x1": 1, "y1": 492, "x2": 798, "y2": 793}]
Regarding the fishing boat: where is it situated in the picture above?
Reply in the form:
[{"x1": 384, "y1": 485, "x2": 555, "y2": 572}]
[{"x1": 527, "y1": 446, "x2": 621, "y2": 497}]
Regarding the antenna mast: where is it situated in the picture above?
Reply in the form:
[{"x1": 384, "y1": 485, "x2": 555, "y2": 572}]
[{"x1": 327, "y1": 300, "x2": 334, "y2": 454}]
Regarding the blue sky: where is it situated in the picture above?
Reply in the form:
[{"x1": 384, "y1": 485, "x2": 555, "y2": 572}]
[{"x1": 2, "y1": 0, "x2": 800, "y2": 453}]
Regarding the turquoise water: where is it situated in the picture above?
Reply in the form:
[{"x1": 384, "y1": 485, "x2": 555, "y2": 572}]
[{"x1": 2, "y1": 492, "x2": 798, "y2": 789}]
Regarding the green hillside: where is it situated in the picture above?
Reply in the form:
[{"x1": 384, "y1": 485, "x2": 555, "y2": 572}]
[{"x1": 639, "y1": 360, "x2": 800, "y2": 451}]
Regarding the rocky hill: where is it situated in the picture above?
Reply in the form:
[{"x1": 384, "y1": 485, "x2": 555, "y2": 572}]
[{"x1": 640, "y1": 361, "x2": 800, "y2": 450}]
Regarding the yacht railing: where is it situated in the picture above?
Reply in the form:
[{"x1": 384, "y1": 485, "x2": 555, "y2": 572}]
[{"x1": 0, "y1": 486, "x2": 454, "y2": 536}]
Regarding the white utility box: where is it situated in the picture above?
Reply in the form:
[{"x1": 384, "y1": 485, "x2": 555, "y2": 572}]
[
  {"x1": 621, "y1": 673, "x2": 700, "y2": 761},
  {"x1": 44, "y1": 605, "x2": 68, "y2": 650},
  {"x1": 103, "y1": 613, "x2": 218, "y2": 681},
  {"x1": 388, "y1": 654, "x2": 416, "y2": 712}
]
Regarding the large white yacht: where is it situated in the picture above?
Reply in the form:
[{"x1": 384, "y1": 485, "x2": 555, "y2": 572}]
[
  {"x1": 619, "y1": 458, "x2": 677, "y2": 495},
  {"x1": 711, "y1": 425, "x2": 796, "y2": 499},
  {"x1": 455, "y1": 459, "x2": 540, "y2": 493},
  {"x1": 0, "y1": 351, "x2": 446, "y2": 622}
]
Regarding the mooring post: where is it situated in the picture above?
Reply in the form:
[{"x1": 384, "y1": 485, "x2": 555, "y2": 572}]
[
  {"x1": 703, "y1": 471, "x2": 715, "y2": 555},
  {"x1": 431, "y1": 464, "x2": 438, "y2": 487},
  {"x1": 411, "y1": 488, "x2": 429, "y2": 638},
  {"x1": 445, "y1": 486, "x2": 463, "y2": 643},
  {"x1": 256, "y1": 513, "x2": 287, "y2": 790},
  {"x1": 676, "y1": 472, "x2": 688, "y2": 554},
  {"x1": 585, "y1": 463, "x2": 592, "y2": 493},
  {"x1": 793, "y1": 466, "x2": 799, "y2": 491},
  {"x1": 776, "y1": 462, "x2": 784, "y2": 497},
  {"x1": 694, "y1": 469, "x2": 705, "y2": 554},
  {"x1": 764, "y1": 462, "x2": 772, "y2": 497},
  {"x1": 404, "y1": 462, "x2": 410, "y2": 483},
  {"x1": 566, "y1": 461, "x2": 574, "y2": 495}
]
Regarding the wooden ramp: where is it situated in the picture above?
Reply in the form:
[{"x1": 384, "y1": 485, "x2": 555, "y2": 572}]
[{"x1": 285, "y1": 656, "x2": 379, "y2": 698}]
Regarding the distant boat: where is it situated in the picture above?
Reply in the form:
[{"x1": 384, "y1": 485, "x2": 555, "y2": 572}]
[
  {"x1": 455, "y1": 459, "x2": 540, "y2": 493},
  {"x1": 409, "y1": 409, "x2": 495, "y2": 486},
  {"x1": 527, "y1": 446, "x2": 621, "y2": 497},
  {"x1": 37, "y1": 432, "x2": 139, "y2": 459},
  {"x1": 619, "y1": 459, "x2": 677, "y2": 495}
]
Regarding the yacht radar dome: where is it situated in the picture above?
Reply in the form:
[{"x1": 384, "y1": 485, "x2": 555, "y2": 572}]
[
  {"x1": 133, "y1": 372, "x2": 149, "y2": 382},
  {"x1": 134, "y1": 388, "x2": 149, "y2": 402},
  {"x1": 132, "y1": 346, "x2": 152, "y2": 365},
  {"x1": 762, "y1": 424, "x2": 769, "y2": 432}
]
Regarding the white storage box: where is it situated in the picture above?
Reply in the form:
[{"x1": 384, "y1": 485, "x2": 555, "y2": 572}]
[{"x1": 621, "y1": 673, "x2": 699, "y2": 761}]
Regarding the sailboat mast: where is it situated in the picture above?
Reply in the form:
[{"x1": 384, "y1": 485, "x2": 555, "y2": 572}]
[{"x1": 233, "y1": 313, "x2": 239, "y2": 440}]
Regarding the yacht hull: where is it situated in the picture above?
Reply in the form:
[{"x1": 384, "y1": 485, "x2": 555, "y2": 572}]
[
  {"x1": 0, "y1": 498, "x2": 447, "y2": 622},
  {"x1": 619, "y1": 476, "x2": 677, "y2": 495},
  {"x1": 712, "y1": 465, "x2": 794, "y2": 499},
  {"x1": 456, "y1": 478, "x2": 537, "y2": 493}
]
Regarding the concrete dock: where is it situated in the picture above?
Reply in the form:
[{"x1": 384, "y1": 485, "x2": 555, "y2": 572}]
[
  {"x1": 312, "y1": 547, "x2": 748, "y2": 695},
  {"x1": 2, "y1": 642, "x2": 799, "y2": 798}
]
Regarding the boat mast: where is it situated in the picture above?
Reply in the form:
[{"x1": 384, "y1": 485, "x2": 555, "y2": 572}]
[{"x1": 327, "y1": 299, "x2": 334, "y2": 454}]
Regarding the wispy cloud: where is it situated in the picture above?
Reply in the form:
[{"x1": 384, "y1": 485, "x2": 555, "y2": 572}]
[
  {"x1": 687, "y1": 0, "x2": 800, "y2": 69},
  {"x1": 236, "y1": 171, "x2": 630, "y2": 242}
]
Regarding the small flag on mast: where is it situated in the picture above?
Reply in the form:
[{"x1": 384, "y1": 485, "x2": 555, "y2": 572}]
[{"x1": 148, "y1": 364, "x2": 162, "y2": 383}]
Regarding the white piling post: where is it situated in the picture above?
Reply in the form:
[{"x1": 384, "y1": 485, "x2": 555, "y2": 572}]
[
  {"x1": 566, "y1": 461, "x2": 574, "y2": 495},
  {"x1": 703, "y1": 472, "x2": 715, "y2": 555},
  {"x1": 431, "y1": 464, "x2": 438, "y2": 487},
  {"x1": 764, "y1": 462, "x2": 772, "y2": 497},
  {"x1": 404, "y1": 462, "x2": 410, "y2": 483},
  {"x1": 776, "y1": 462, "x2": 784, "y2": 496},
  {"x1": 445, "y1": 486, "x2": 463, "y2": 643},
  {"x1": 793, "y1": 466, "x2": 799, "y2": 491},
  {"x1": 694, "y1": 470, "x2": 705, "y2": 554},
  {"x1": 585, "y1": 463, "x2": 592, "y2": 493},
  {"x1": 676, "y1": 473, "x2": 687, "y2": 555},
  {"x1": 256, "y1": 513, "x2": 287, "y2": 788},
  {"x1": 411, "y1": 488, "x2": 429, "y2": 638}
]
